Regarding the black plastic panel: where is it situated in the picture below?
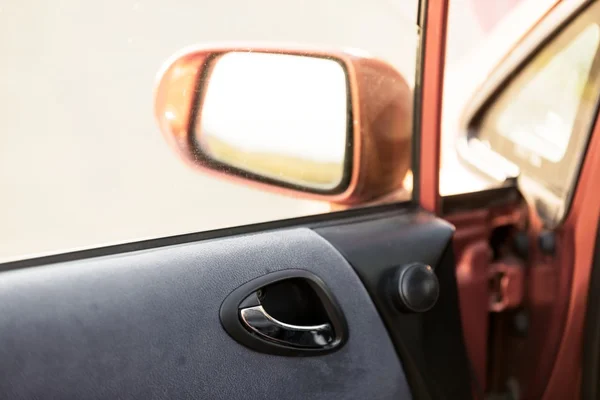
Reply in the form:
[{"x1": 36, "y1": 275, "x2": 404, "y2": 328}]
[
  {"x1": 0, "y1": 228, "x2": 411, "y2": 400},
  {"x1": 0, "y1": 208, "x2": 472, "y2": 400},
  {"x1": 441, "y1": 185, "x2": 521, "y2": 215},
  {"x1": 316, "y1": 212, "x2": 473, "y2": 400}
]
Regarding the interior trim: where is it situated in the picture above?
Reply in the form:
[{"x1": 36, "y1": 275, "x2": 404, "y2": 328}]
[
  {"x1": 316, "y1": 212, "x2": 473, "y2": 400},
  {"x1": 441, "y1": 186, "x2": 521, "y2": 215},
  {"x1": 0, "y1": 228, "x2": 413, "y2": 399}
]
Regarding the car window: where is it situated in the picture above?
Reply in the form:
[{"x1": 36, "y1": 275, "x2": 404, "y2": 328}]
[
  {"x1": 0, "y1": 1, "x2": 422, "y2": 261},
  {"x1": 440, "y1": 0, "x2": 558, "y2": 196},
  {"x1": 494, "y1": 25, "x2": 599, "y2": 163},
  {"x1": 477, "y1": 1, "x2": 600, "y2": 200}
]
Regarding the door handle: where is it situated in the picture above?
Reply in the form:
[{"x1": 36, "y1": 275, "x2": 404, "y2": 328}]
[
  {"x1": 220, "y1": 269, "x2": 347, "y2": 356},
  {"x1": 240, "y1": 305, "x2": 334, "y2": 348}
]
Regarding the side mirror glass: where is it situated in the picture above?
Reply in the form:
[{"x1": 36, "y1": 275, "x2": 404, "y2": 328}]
[{"x1": 195, "y1": 52, "x2": 350, "y2": 192}]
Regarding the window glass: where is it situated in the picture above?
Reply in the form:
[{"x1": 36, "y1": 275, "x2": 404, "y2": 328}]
[
  {"x1": 440, "y1": 0, "x2": 558, "y2": 196},
  {"x1": 493, "y1": 25, "x2": 600, "y2": 164},
  {"x1": 0, "y1": 1, "x2": 420, "y2": 261},
  {"x1": 477, "y1": 3, "x2": 600, "y2": 199}
]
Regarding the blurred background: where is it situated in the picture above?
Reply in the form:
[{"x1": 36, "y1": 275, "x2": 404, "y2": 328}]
[{"x1": 0, "y1": 0, "x2": 519, "y2": 261}]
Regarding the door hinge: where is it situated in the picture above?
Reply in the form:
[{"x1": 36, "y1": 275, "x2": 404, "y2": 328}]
[{"x1": 488, "y1": 259, "x2": 525, "y2": 313}]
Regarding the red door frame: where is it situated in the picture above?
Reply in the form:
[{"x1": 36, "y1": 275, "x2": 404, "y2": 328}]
[
  {"x1": 418, "y1": 0, "x2": 448, "y2": 214},
  {"x1": 418, "y1": 0, "x2": 600, "y2": 398},
  {"x1": 540, "y1": 97, "x2": 600, "y2": 399}
]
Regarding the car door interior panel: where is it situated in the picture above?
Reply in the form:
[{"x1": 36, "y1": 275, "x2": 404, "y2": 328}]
[
  {"x1": 315, "y1": 212, "x2": 472, "y2": 400},
  {"x1": 0, "y1": 210, "x2": 471, "y2": 400},
  {"x1": 0, "y1": 226, "x2": 411, "y2": 399}
]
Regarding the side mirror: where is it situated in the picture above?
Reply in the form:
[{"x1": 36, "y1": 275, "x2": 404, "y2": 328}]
[{"x1": 155, "y1": 45, "x2": 413, "y2": 206}]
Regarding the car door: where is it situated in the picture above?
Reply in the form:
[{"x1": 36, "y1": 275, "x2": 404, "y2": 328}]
[
  {"x1": 0, "y1": 2, "x2": 474, "y2": 400},
  {"x1": 447, "y1": 0, "x2": 600, "y2": 398}
]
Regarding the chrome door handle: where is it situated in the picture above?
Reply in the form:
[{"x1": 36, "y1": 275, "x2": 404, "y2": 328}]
[
  {"x1": 240, "y1": 305, "x2": 334, "y2": 348},
  {"x1": 221, "y1": 270, "x2": 347, "y2": 356}
]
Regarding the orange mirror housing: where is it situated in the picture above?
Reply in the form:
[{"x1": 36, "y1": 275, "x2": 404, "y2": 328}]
[{"x1": 155, "y1": 45, "x2": 413, "y2": 206}]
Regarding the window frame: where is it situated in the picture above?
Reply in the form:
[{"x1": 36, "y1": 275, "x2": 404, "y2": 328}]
[
  {"x1": 473, "y1": 2, "x2": 600, "y2": 199},
  {"x1": 453, "y1": 0, "x2": 600, "y2": 226},
  {"x1": 415, "y1": 0, "x2": 449, "y2": 214}
]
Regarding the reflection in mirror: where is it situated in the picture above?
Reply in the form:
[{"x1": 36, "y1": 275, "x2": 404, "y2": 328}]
[{"x1": 195, "y1": 52, "x2": 349, "y2": 191}]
